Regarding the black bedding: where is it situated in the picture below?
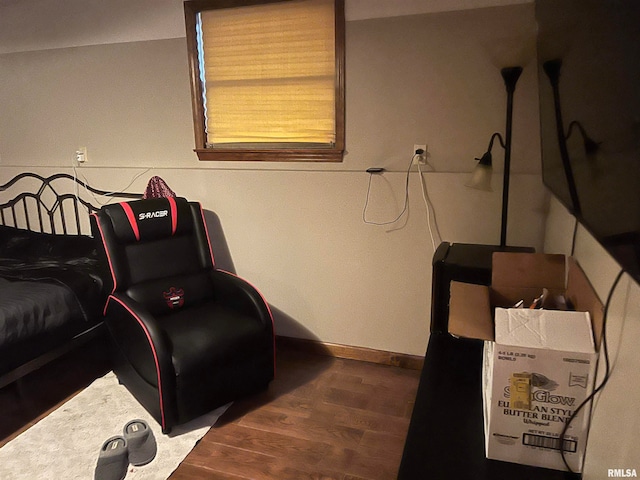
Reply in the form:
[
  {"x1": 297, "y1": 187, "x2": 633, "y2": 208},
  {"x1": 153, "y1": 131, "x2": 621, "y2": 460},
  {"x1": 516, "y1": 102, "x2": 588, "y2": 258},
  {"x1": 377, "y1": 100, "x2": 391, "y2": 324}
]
[
  {"x1": 0, "y1": 172, "x2": 143, "y2": 385},
  {"x1": 0, "y1": 225, "x2": 104, "y2": 353},
  {"x1": 0, "y1": 277, "x2": 85, "y2": 345}
]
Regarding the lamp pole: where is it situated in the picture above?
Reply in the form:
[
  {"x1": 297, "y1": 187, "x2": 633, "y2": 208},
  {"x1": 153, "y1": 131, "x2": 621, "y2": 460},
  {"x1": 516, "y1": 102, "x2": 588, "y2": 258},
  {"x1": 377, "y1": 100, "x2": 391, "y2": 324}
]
[{"x1": 500, "y1": 66, "x2": 523, "y2": 248}]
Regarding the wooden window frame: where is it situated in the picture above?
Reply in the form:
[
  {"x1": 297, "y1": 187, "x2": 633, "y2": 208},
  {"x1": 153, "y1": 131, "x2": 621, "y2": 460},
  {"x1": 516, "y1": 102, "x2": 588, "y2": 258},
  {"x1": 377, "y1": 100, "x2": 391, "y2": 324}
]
[{"x1": 184, "y1": 0, "x2": 345, "y2": 162}]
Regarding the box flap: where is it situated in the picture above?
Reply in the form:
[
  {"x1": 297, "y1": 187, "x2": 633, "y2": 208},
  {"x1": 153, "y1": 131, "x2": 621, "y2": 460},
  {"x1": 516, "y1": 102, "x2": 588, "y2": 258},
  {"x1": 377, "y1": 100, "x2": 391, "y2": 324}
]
[
  {"x1": 495, "y1": 308, "x2": 595, "y2": 353},
  {"x1": 492, "y1": 252, "x2": 565, "y2": 290},
  {"x1": 449, "y1": 281, "x2": 494, "y2": 341},
  {"x1": 566, "y1": 258, "x2": 604, "y2": 346}
]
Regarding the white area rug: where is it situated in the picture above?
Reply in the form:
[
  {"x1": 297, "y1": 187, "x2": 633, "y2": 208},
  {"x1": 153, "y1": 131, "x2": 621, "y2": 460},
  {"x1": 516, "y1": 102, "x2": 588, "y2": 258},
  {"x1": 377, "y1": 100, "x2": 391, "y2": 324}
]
[{"x1": 0, "y1": 372, "x2": 230, "y2": 480}]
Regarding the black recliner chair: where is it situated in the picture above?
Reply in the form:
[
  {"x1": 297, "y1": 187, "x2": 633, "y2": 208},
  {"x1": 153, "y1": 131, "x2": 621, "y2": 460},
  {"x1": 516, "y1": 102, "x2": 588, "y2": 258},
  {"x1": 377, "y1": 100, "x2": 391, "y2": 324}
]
[{"x1": 91, "y1": 197, "x2": 275, "y2": 433}]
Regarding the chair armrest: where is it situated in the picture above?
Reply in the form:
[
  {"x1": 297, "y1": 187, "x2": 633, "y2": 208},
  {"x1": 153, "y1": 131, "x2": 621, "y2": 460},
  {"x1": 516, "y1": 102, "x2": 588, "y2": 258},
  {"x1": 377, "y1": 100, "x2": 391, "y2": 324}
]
[
  {"x1": 210, "y1": 269, "x2": 274, "y2": 331},
  {"x1": 104, "y1": 293, "x2": 174, "y2": 388}
]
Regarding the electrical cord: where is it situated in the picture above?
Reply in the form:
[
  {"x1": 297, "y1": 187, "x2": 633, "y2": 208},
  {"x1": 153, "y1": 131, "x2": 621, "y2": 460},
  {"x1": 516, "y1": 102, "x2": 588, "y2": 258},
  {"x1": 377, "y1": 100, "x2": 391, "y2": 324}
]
[
  {"x1": 559, "y1": 268, "x2": 625, "y2": 473},
  {"x1": 363, "y1": 151, "x2": 442, "y2": 250},
  {"x1": 362, "y1": 154, "x2": 415, "y2": 226},
  {"x1": 72, "y1": 164, "x2": 150, "y2": 209},
  {"x1": 416, "y1": 161, "x2": 440, "y2": 251}
]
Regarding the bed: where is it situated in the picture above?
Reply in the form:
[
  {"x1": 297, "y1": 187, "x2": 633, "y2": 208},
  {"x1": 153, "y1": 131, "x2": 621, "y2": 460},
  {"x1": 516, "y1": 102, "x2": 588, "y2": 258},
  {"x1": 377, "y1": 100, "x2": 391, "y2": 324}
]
[{"x1": 0, "y1": 172, "x2": 140, "y2": 388}]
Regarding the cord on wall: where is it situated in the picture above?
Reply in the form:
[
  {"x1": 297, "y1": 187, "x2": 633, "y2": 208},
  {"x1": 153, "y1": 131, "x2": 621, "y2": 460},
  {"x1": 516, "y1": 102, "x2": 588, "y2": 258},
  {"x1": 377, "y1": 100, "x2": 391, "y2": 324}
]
[
  {"x1": 417, "y1": 160, "x2": 441, "y2": 251},
  {"x1": 362, "y1": 149, "x2": 442, "y2": 251},
  {"x1": 72, "y1": 162, "x2": 151, "y2": 208},
  {"x1": 362, "y1": 155, "x2": 414, "y2": 226},
  {"x1": 559, "y1": 268, "x2": 626, "y2": 473}
]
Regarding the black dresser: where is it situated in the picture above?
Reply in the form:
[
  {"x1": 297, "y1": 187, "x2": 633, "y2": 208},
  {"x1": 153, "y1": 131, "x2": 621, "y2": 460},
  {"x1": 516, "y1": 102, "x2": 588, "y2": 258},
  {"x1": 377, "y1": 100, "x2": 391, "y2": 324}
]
[{"x1": 398, "y1": 242, "x2": 580, "y2": 480}]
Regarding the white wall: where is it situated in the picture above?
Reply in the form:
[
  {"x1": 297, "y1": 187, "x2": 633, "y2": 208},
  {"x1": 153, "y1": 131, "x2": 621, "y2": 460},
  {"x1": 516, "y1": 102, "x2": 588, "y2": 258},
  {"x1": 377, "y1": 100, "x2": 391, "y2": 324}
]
[
  {"x1": 544, "y1": 196, "x2": 640, "y2": 478},
  {"x1": 0, "y1": 1, "x2": 546, "y2": 356},
  {"x1": 0, "y1": 0, "x2": 534, "y2": 54}
]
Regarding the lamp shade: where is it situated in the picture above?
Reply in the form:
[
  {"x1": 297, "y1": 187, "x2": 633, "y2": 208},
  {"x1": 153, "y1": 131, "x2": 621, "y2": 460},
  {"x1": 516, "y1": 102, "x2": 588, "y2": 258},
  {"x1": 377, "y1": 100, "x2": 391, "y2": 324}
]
[{"x1": 466, "y1": 152, "x2": 493, "y2": 191}]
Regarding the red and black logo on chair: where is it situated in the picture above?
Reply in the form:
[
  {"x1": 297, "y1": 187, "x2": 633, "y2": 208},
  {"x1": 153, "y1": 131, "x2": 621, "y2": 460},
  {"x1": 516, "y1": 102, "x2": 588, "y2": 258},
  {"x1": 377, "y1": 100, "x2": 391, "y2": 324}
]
[
  {"x1": 163, "y1": 286, "x2": 185, "y2": 309},
  {"x1": 117, "y1": 197, "x2": 179, "y2": 242}
]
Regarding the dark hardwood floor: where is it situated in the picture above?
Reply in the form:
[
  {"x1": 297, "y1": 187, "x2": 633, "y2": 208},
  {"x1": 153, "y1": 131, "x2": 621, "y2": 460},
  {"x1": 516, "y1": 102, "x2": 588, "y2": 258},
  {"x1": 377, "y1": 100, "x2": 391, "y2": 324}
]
[{"x1": 0, "y1": 341, "x2": 421, "y2": 480}]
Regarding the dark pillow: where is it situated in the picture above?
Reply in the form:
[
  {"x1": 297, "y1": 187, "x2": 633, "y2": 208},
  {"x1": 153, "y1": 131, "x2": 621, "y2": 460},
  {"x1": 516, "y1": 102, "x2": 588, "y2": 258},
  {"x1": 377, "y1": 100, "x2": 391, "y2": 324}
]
[{"x1": 0, "y1": 225, "x2": 96, "y2": 262}]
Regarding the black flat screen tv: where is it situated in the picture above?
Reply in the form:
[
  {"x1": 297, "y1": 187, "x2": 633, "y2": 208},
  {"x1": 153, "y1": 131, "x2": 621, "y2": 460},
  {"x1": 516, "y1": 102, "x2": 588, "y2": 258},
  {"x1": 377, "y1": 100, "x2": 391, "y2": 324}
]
[{"x1": 535, "y1": 0, "x2": 640, "y2": 284}]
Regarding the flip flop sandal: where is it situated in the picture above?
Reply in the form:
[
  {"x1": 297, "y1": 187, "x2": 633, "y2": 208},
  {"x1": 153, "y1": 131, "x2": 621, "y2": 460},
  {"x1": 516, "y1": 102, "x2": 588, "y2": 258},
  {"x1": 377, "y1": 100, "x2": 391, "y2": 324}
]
[
  {"x1": 123, "y1": 419, "x2": 157, "y2": 466},
  {"x1": 94, "y1": 436, "x2": 128, "y2": 480}
]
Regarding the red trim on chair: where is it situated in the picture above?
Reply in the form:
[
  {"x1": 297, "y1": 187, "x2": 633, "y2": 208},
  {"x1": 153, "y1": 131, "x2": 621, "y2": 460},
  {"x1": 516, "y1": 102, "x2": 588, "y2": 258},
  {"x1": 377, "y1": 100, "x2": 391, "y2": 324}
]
[
  {"x1": 120, "y1": 202, "x2": 140, "y2": 241},
  {"x1": 168, "y1": 197, "x2": 178, "y2": 235},
  {"x1": 107, "y1": 295, "x2": 167, "y2": 432}
]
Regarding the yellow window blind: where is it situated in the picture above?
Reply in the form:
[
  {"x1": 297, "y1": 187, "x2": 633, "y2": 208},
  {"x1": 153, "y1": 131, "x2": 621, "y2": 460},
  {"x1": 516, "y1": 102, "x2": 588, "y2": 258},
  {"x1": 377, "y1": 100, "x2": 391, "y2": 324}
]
[{"x1": 198, "y1": 0, "x2": 336, "y2": 147}]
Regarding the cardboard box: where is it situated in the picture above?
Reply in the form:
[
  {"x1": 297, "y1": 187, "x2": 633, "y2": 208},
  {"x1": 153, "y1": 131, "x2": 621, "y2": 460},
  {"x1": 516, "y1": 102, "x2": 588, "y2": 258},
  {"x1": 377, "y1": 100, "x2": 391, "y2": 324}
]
[{"x1": 448, "y1": 253, "x2": 604, "y2": 472}]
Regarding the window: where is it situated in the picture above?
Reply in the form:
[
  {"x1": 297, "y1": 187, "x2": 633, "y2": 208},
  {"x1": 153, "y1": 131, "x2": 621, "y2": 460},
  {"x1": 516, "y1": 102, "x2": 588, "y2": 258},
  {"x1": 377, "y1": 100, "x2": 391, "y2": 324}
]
[{"x1": 184, "y1": 0, "x2": 345, "y2": 162}]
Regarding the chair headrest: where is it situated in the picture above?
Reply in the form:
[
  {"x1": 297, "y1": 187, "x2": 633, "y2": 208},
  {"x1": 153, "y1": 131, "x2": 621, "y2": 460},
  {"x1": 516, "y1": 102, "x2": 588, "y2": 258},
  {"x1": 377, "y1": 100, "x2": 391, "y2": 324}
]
[{"x1": 102, "y1": 197, "x2": 193, "y2": 243}]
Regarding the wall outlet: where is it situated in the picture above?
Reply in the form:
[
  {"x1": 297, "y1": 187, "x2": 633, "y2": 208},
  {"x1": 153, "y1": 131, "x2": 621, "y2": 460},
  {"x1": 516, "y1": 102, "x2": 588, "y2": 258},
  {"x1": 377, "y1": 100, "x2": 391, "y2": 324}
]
[
  {"x1": 412, "y1": 144, "x2": 427, "y2": 165},
  {"x1": 75, "y1": 146, "x2": 88, "y2": 164}
]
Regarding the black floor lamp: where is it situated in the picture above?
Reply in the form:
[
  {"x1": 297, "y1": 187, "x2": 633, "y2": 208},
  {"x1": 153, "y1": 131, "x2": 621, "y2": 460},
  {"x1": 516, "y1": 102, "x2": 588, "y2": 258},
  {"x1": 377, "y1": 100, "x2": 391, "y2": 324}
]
[{"x1": 467, "y1": 66, "x2": 523, "y2": 248}]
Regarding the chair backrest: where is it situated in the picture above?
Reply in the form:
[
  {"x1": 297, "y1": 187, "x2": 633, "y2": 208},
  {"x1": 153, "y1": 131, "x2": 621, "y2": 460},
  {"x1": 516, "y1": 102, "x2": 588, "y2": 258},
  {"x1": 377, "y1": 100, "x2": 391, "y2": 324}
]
[{"x1": 91, "y1": 197, "x2": 215, "y2": 315}]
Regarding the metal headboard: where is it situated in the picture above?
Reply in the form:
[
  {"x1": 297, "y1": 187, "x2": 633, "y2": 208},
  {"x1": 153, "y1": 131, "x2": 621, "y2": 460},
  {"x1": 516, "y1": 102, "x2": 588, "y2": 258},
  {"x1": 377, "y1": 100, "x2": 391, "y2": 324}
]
[{"x1": 0, "y1": 172, "x2": 142, "y2": 235}]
